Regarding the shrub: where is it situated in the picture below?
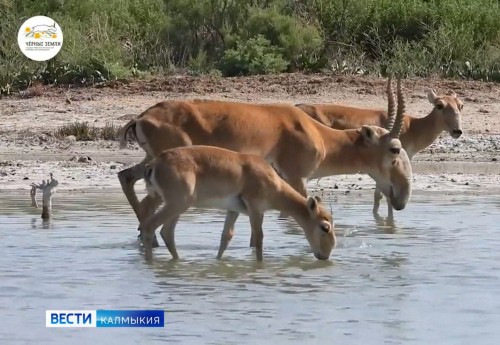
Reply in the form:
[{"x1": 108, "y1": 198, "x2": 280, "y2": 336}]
[
  {"x1": 234, "y1": 7, "x2": 325, "y2": 70},
  {"x1": 220, "y1": 35, "x2": 288, "y2": 76},
  {"x1": 100, "y1": 122, "x2": 121, "y2": 141},
  {"x1": 54, "y1": 121, "x2": 120, "y2": 141},
  {"x1": 163, "y1": 0, "x2": 245, "y2": 66},
  {"x1": 0, "y1": 0, "x2": 169, "y2": 94},
  {"x1": 54, "y1": 122, "x2": 99, "y2": 141},
  {"x1": 307, "y1": 0, "x2": 500, "y2": 79},
  {"x1": 2, "y1": 0, "x2": 500, "y2": 92}
]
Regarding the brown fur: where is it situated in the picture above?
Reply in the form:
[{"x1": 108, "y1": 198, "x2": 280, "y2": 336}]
[
  {"x1": 139, "y1": 146, "x2": 336, "y2": 261},
  {"x1": 296, "y1": 89, "x2": 463, "y2": 159},
  {"x1": 118, "y1": 85, "x2": 411, "y2": 229},
  {"x1": 297, "y1": 87, "x2": 463, "y2": 217}
]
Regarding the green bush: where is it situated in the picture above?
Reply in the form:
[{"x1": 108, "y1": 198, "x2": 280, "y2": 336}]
[
  {"x1": 220, "y1": 35, "x2": 288, "y2": 76},
  {"x1": 0, "y1": 0, "x2": 170, "y2": 94},
  {"x1": 233, "y1": 7, "x2": 325, "y2": 70},
  {"x1": 163, "y1": 0, "x2": 250, "y2": 67},
  {"x1": 2, "y1": 0, "x2": 500, "y2": 94},
  {"x1": 307, "y1": 0, "x2": 500, "y2": 80}
]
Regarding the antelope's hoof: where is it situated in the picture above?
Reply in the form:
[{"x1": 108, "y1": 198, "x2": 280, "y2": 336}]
[{"x1": 137, "y1": 233, "x2": 160, "y2": 248}]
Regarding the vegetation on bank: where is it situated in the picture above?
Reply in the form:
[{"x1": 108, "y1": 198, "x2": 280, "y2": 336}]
[
  {"x1": 1, "y1": 0, "x2": 500, "y2": 94},
  {"x1": 53, "y1": 121, "x2": 121, "y2": 141}
]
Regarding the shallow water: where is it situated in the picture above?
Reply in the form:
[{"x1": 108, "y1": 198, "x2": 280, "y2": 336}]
[{"x1": 0, "y1": 190, "x2": 499, "y2": 344}]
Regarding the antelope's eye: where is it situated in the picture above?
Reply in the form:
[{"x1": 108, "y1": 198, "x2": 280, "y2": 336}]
[
  {"x1": 321, "y1": 223, "x2": 330, "y2": 233},
  {"x1": 436, "y1": 103, "x2": 444, "y2": 110}
]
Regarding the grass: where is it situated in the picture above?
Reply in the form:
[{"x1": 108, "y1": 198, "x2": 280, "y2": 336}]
[
  {"x1": 1, "y1": 0, "x2": 500, "y2": 94},
  {"x1": 53, "y1": 122, "x2": 121, "y2": 141}
]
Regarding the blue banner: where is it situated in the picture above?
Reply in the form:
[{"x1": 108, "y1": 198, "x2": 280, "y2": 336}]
[{"x1": 96, "y1": 310, "x2": 165, "y2": 327}]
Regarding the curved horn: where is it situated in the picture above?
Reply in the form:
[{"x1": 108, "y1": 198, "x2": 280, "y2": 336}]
[
  {"x1": 391, "y1": 78, "x2": 405, "y2": 138},
  {"x1": 386, "y1": 75, "x2": 396, "y2": 130}
]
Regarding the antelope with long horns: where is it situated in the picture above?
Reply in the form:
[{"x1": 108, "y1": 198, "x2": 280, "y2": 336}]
[
  {"x1": 296, "y1": 79, "x2": 463, "y2": 217},
  {"x1": 117, "y1": 77, "x2": 411, "y2": 233}
]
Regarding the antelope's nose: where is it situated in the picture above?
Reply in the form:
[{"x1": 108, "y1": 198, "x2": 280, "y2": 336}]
[
  {"x1": 452, "y1": 129, "x2": 463, "y2": 138},
  {"x1": 314, "y1": 253, "x2": 329, "y2": 260},
  {"x1": 392, "y1": 202, "x2": 406, "y2": 211},
  {"x1": 390, "y1": 147, "x2": 401, "y2": 154}
]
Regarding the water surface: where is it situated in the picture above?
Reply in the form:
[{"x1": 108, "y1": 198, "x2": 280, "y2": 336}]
[{"x1": 0, "y1": 190, "x2": 499, "y2": 344}]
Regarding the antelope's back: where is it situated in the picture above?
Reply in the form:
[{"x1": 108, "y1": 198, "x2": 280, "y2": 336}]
[
  {"x1": 297, "y1": 103, "x2": 388, "y2": 129},
  {"x1": 157, "y1": 145, "x2": 280, "y2": 201},
  {"x1": 141, "y1": 99, "x2": 324, "y2": 159}
]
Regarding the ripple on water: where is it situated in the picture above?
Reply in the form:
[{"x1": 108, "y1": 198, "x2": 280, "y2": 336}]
[{"x1": 0, "y1": 191, "x2": 499, "y2": 344}]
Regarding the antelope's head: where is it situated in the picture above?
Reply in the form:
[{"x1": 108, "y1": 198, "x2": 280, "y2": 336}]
[
  {"x1": 301, "y1": 196, "x2": 335, "y2": 260},
  {"x1": 427, "y1": 89, "x2": 464, "y2": 139},
  {"x1": 361, "y1": 77, "x2": 413, "y2": 210}
]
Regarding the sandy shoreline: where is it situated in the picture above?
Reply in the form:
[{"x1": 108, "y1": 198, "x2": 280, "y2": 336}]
[{"x1": 0, "y1": 74, "x2": 498, "y2": 197}]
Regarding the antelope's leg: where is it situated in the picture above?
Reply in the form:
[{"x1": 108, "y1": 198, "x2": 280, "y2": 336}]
[
  {"x1": 386, "y1": 197, "x2": 394, "y2": 219},
  {"x1": 159, "y1": 215, "x2": 181, "y2": 260},
  {"x1": 141, "y1": 199, "x2": 190, "y2": 261},
  {"x1": 138, "y1": 193, "x2": 164, "y2": 223},
  {"x1": 251, "y1": 175, "x2": 304, "y2": 245},
  {"x1": 249, "y1": 232, "x2": 256, "y2": 248},
  {"x1": 137, "y1": 193, "x2": 164, "y2": 247},
  {"x1": 248, "y1": 209, "x2": 265, "y2": 261},
  {"x1": 217, "y1": 211, "x2": 240, "y2": 260},
  {"x1": 373, "y1": 186, "x2": 383, "y2": 216},
  {"x1": 118, "y1": 155, "x2": 152, "y2": 220},
  {"x1": 139, "y1": 205, "x2": 171, "y2": 261}
]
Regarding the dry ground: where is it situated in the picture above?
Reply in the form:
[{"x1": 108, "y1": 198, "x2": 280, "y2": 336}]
[{"x1": 0, "y1": 73, "x2": 498, "y2": 198}]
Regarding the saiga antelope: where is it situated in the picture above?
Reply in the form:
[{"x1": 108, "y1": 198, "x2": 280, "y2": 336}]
[
  {"x1": 139, "y1": 145, "x2": 336, "y2": 261},
  {"x1": 117, "y1": 78, "x2": 412, "y2": 234},
  {"x1": 297, "y1": 81, "x2": 463, "y2": 218}
]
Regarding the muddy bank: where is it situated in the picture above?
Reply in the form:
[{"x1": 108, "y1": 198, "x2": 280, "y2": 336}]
[
  {"x1": 0, "y1": 131, "x2": 498, "y2": 164},
  {"x1": 1, "y1": 157, "x2": 499, "y2": 197},
  {"x1": 0, "y1": 73, "x2": 498, "y2": 197}
]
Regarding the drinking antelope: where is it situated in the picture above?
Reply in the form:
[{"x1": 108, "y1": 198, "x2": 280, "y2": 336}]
[
  {"x1": 139, "y1": 145, "x2": 336, "y2": 261},
  {"x1": 297, "y1": 80, "x2": 462, "y2": 218},
  {"x1": 118, "y1": 78, "x2": 411, "y2": 232}
]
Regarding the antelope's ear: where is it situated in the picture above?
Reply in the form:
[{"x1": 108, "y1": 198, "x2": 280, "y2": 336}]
[
  {"x1": 307, "y1": 196, "x2": 319, "y2": 214},
  {"x1": 427, "y1": 89, "x2": 438, "y2": 104},
  {"x1": 313, "y1": 196, "x2": 322, "y2": 204},
  {"x1": 360, "y1": 125, "x2": 377, "y2": 145}
]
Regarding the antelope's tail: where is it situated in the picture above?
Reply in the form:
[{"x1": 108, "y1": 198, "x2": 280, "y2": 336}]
[{"x1": 119, "y1": 119, "x2": 137, "y2": 149}]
